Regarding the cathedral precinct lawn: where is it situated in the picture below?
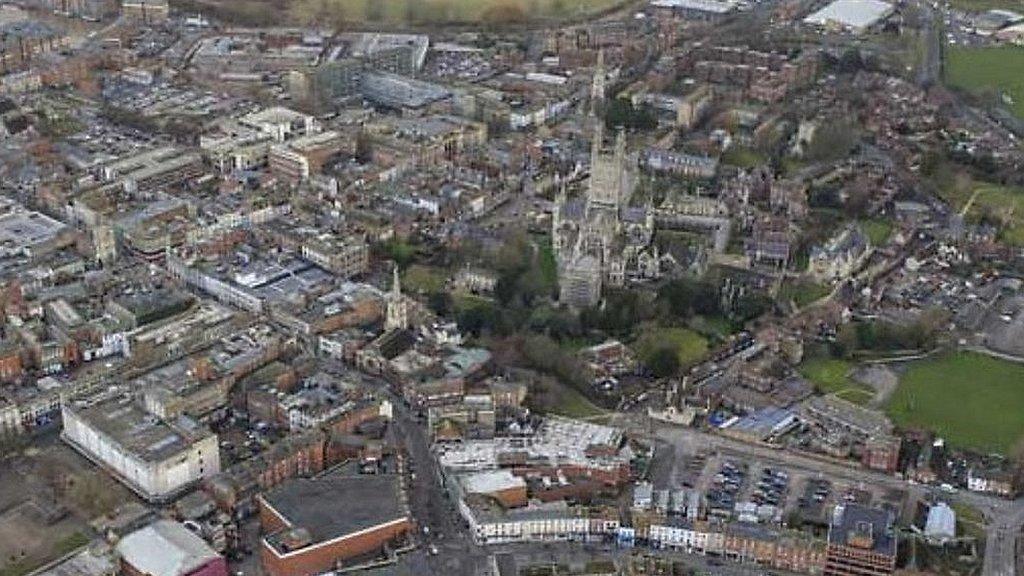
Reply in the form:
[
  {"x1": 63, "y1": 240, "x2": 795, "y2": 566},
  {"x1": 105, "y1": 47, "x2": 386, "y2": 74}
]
[
  {"x1": 636, "y1": 326, "x2": 709, "y2": 369},
  {"x1": 946, "y1": 45, "x2": 1024, "y2": 120},
  {"x1": 861, "y1": 219, "x2": 893, "y2": 247},
  {"x1": 401, "y1": 264, "x2": 447, "y2": 294},
  {"x1": 721, "y1": 147, "x2": 767, "y2": 169},
  {"x1": 778, "y1": 278, "x2": 831, "y2": 309},
  {"x1": 885, "y1": 352, "x2": 1024, "y2": 455}
]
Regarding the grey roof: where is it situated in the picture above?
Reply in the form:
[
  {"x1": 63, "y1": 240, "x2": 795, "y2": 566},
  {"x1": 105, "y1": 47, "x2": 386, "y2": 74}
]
[
  {"x1": 262, "y1": 470, "x2": 408, "y2": 552},
  {"x1": 116, "y1": 520, "x2": 220, "y2": 576},
  {"x1": 67, "y1": 397, "x2": 214, "y2": 463},
  {"x1": 829, "y1": 504, "x2": 896, "y2": 556}
]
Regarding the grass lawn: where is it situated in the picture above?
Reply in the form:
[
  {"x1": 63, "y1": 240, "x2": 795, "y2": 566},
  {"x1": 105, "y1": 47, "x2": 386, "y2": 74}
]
[
  {"x1": 861, "y1": 218, "x2": 893, "y2": 247},
  {"x1": 636, "y1": 326, "x2": 708, "y2": 368},
  {"x1": 949, "y1": 0, "x2": 1024, "y2": 12},
  {"x1": 886, "y1": 352, "x2": 1024, "y2": 455},
  {"x1": 537, "y1": 238, "x2": 558, "y2": 289},
  {"x1": 778, "y1": 278, "x2": 831, "y2": 308},
  {"x1": 952, "y1": 502, "x2": 987, "y2": 541},
  {"x1": 721, "y1": 147, "x2": 767, "y2": 169},
  {"x1": 402, "y1": 264, "x2": 447, "y2": 294},
  {"x1": 528, "y1": 377, "x2": 606, "y2": 419},
  {"x1": 946, "y1": 46, "x2": 1024, "y2": 120},
  {"x1": 550, "y1": 385, "x2": 606, "y2": 419},
  {"x1": 800, "y1": 358, "x2": 875, "y2": 406},
  {"x1": 687, "y1": 315, "x2": 738, "y2": 341}
]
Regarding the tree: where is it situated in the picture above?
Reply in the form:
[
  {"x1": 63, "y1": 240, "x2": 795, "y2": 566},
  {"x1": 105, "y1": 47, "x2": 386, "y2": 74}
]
[
  {"x1": 645, "y1": 346, "x2": 680, "y2": 378},
  {"x1": 804, "y1": 120, "x2": 858, "y2": 164},
  {"x1": 427, "y1": 292, "x2": 453, "y2": 316},
  {"x1": 604, "y1": 98, "x2": 658, "y2": 132},
  {"x1": 355, "y1": 130, "x2": 374, "y2": 164},
  {"x1": 1011, "y1": 436, "x2": 1024, "y2": 479}
]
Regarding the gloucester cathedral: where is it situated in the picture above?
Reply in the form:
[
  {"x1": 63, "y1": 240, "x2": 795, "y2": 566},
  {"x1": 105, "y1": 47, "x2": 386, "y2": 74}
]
[{"x1": 551, "y1": 123, "x2": 659, "y2": 308}]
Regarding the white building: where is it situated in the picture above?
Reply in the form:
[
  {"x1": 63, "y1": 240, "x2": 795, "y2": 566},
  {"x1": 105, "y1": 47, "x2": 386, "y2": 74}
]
[
  {"x1": 803, "y1": 0, "x2": 893, "y2": 32},
  {"x1": 61, "y1": 396, "x2": 220, "y2": 502},
  {"x1": 461, "y1": 500, "x2": 619, "y2": 545},
  {"x1": 240, "y1": 107, "x2": 319, "y2": 143},
  {"x1": 649, "y1": 523, "x2": 719, "y2": 552},
  {"x1": 924, "y1": 502, "x2": 956, "y2": 544}
]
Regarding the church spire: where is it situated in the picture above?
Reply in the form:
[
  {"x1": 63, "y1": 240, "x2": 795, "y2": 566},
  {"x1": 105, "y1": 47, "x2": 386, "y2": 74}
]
[
  {"x1": 590, "y1": 48, "x2": 606, "y2": 117},
  {"x1": 591, "y1": 120, "x2": 604, "y2": 167},
  {"x1": 385, "y1": 262, "x2": 408, "y2": 332}
]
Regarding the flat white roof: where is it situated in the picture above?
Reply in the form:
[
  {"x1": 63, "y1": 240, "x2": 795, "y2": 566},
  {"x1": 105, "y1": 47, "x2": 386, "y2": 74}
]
[
  {"x1": 804, "y1": 0, "x2": 893, "y2": 30},
  {"x1": 461, "y1": 470, "x2": 526, "y2": 494},
  {"x1": 650, "y1": 0, "x2": 737, "y2": 13}
]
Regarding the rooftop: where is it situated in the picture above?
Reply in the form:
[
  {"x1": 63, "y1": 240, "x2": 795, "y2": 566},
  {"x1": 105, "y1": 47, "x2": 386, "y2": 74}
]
[
  {"x1": 65, "y1": 396, "x2": 214, "y2": 463},
  {"x1": 829, "y1": 504, "x2": 896, "y2": 557},
  {"x1": 116, "y1": 520, "x2": 220, "y2": 576},
  {"x1": 261, "y1": 470, "x2": 408, "y2": 554},
  {"x1": 461, "y1": 470, "x2": 527, "y2": 495},
  {"x1": 804, "y1": 0, "x2": 893, "y2": 30}
]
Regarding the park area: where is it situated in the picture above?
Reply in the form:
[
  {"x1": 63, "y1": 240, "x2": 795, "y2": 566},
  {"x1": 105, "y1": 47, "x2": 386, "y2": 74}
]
[
  {"x1": 635, "y1": 326, "x2": 709, "y2": 370},
  {"x1": 885, "y1": 352, "x2": 1024, "y2": 455},
  {"x1": 172, "y1": 0, "x2": 625, "y2": 26},
  {"x1": 946, "y1": 45, "x2": 1024, "y2": 120},
  {"x1": 799, "y1": 358, "x2": 875, "y2": 406}
]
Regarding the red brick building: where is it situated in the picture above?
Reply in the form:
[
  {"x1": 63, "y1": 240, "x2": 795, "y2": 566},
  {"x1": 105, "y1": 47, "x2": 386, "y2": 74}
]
[{"x1": 258, "y1": 471, "x2": 412, "y2": 576}]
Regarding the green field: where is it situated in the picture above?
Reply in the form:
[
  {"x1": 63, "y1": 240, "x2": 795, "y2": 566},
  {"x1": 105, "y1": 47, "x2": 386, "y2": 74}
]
[
  {"x1": 861, "y1": 219, "x2": 893, "y2": 247},
  {"x1": 528, "y1": 376, "x2": 606, "y2": 419},
  {"x1": 799, "y1": 358, "x2": 875, "y2": 406},
  {"x1": 402, "y1": 264, "x2": 447, "y2": 294},
  {"x1": 946, "y1": 46, "x2": 1024, "y2": 120},
  {"x1": 721, "y1": 147, "x2": 768, "y2": 169},
  {"x1": 949, "y1": 0, "x2": 1024, "y2": 13},
  {"x1": 174, "y1": 0, "x2": 624, "y2": 26},
  {"x1": 886, "y1": 352, "x2": 1024, "y2": 455},
  {"x1": 778, "y1": 278, "x2": 831, "y2": 308},
  {"x1": 636, "y1": 326, "x2": 709, "y2": 368}
]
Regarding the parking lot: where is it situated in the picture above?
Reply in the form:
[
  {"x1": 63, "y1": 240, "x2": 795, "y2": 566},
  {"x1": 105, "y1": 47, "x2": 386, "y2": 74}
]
[{"x1": 648, "y1": 434, "x2": 914, "y2": 530}]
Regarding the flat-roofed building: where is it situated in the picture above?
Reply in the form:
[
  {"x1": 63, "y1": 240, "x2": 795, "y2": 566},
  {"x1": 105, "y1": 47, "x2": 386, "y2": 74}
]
[
  {"x1": 258, "y1": 470, "x2": 412, "y2": 576},
  {"x1": 804, "y1": 0, "x2": 893, "y2": 32},
  {"x1": 116, "y1": 520, "x2": 226, "y2": 576},
  {"x1": 61, "y1": 395, "x2": 220, "y2": 502},
  {"x1": 824, "y1": 504, "x2": 896, "y2": 576}
]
